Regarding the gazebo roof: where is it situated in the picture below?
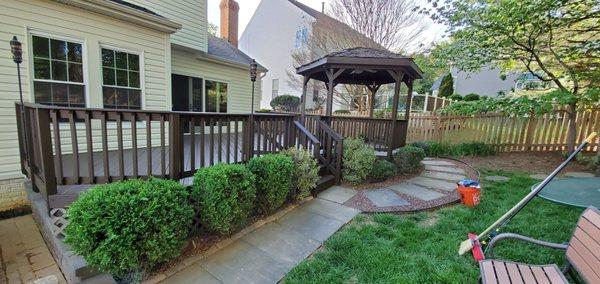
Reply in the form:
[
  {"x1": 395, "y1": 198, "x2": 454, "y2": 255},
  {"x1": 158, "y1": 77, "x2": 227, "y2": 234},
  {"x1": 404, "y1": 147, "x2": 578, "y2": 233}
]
[{"x1": 296, "y1": 47, "x2": 423, "y2": 85}]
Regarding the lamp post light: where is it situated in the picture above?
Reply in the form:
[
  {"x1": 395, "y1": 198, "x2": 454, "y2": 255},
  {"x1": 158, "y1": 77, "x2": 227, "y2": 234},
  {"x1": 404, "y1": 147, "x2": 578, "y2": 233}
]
[
  {"x1": 249, "y1": 59, "x2": 258, "y2": 114},
  {"x1": 10, "y1": 36, "x2": 28, "y2": 161}
]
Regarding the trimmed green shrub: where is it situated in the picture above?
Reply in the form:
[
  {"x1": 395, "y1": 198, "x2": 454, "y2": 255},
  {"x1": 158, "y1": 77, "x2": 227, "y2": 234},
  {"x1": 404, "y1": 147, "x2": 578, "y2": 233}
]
[
  {"x1": 458, "y1": 142, "x2": 496, "y2": 156},
  {"x1": 270, "y1": 95, "x2": 300, "y2": 111},
  {"x1": 369, "y1": 159, "x2": 397, "y2": 182},
  {"x1": 394, "y1": 146, "x2": 425, "y2": 173},
  {"x1": 449, "y1": 94, "x2": 463, "y2": 101},
  {"x1": 282, "y1": 147, "x2": 319, "y2": 201},
  {"x1": 248, "y1": 154, "x2": 294, "y2": 214},
  {"x1": 464, "y1": 93, "x2": 481, "y2": 101},
  {"x1": 427, "y1": 142, "x2": 462, "y2": 157},
  {"x1": 65, "y1": 178, "x2": 193, "y2": 276},
  {"x1": 256, "y1": 109, "x2": 272, "y2": 113},
  {"x1": 191, "y1": 163, "x2": 256, "y2": 235},
  {"x1": 409, "y1": 141, "x2": 495, "y2": 157},
  {"x1": 343, "y1": 138, "x2": 376, "y2": 184}
]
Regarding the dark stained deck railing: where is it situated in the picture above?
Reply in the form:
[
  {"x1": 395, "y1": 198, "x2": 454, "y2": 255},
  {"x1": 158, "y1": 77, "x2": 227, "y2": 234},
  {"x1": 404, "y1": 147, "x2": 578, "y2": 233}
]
[{"x1": 17, "y1": 103, "x2": 409, "y2": 212}]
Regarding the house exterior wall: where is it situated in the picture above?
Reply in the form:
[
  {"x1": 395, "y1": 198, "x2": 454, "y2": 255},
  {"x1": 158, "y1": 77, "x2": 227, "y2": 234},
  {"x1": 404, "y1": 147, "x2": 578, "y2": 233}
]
[
  {"x1": 0, "y1": 0, "x2": 171, "y2": 211},
  {"x1": 239, "y1": 0, "x2": 314, "y2": 109},
  {"x1": 127, "y1": 0, "x2": 208, "y2": 52},
  {"x1": 171, "y1": 48, "x2": 261, "y2": 113},
  {"x1": 451, "y1": 67, "x2": 519, "y2": 97}
]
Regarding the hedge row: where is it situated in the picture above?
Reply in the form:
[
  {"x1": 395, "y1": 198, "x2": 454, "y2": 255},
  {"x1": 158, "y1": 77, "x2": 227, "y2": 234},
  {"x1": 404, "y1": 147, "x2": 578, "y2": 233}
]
[{"x1": 65, "y1": 148, "x2": 319, "y2": 277}]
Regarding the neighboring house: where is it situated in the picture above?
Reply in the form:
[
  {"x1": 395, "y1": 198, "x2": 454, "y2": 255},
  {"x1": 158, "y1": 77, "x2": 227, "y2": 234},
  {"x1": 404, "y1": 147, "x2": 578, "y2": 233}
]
[
  {"x1": 0, "y1": 0, "x2": 264, "y2": 213},
  {"x1": 239, "y1": 0, "x2": 377, "y2": 110},
  {"x1": 430, "y1": 67, "x2": 519, "y2": 97}
]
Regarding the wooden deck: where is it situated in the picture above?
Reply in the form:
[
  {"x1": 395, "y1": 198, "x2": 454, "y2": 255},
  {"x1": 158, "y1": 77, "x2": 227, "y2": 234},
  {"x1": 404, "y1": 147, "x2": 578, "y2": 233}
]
[{"x1": 52, "y1": 133, "x2": 267, "y2": 207}]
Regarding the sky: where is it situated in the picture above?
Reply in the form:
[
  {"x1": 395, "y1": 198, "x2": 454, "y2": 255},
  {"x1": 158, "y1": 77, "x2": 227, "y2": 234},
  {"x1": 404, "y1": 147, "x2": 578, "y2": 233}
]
[{"x1": 207, "y1": 0, "x2": 447, "y2": 49}]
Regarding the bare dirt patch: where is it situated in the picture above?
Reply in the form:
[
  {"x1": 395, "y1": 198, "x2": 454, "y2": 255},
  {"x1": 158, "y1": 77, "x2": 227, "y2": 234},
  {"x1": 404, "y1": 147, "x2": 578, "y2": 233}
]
[{"x1": 460, "y1": 152, "x2": 594, "y2": 175}]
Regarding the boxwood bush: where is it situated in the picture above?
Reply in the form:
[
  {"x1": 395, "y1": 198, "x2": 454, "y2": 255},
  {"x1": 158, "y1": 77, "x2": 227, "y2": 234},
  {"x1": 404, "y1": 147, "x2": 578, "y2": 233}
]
[
  {"x1": 248, "y1": 154, "x2": 294, "y2": 214},
  {"x1": 394, "y1": 146, "x2": 425, "y2": 173},
  {"x1": 369, "y1": 159, "x2": 397, "y2": 182},
  {"x1": 65, "y1": 178, "x2": 193, "y2": 277},
  {"x1": 410, "y1": 141, "x2": 495, "y2": 157},
  {"x1": 191, "y1": 163, "x2": 256, "y2": 235},
  {"x1": 342, "y1": 138, "x2": 376, "y2": 184},
  {"x1": 282, "y1": 147, "x2": 319, "y2": 201}
]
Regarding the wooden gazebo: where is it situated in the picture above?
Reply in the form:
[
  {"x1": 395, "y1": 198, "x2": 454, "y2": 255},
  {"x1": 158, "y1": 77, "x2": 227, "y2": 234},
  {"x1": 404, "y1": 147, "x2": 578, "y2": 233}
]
[{"x1": 296, "y1": 47, "x2": 423, "y2": 158}]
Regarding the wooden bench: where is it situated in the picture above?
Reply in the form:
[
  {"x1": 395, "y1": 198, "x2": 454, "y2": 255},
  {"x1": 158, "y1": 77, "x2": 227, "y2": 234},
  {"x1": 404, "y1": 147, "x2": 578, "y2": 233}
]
[{"x1": 479, "y1": 206, "x2": 600, "y2": 284}]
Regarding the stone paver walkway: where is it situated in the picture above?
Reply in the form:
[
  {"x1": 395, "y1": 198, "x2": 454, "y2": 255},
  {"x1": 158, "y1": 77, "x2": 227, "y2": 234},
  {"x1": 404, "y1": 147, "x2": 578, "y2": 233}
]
[
  {"x1": 345, "y1": 158, "x2": 470, "y2": 212},
  {"x1": 163, "y1": 196, "x2": 360, "y2": 283},
  {"x1": 0, "y1": 215, "x2": 66, "y2": 284}
]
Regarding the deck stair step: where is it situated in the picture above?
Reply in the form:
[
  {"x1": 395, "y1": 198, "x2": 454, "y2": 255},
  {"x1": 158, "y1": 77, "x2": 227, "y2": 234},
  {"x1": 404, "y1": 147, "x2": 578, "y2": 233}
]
[{"x1": 314, "y1": 174, "x2": 336, "y2": 195}]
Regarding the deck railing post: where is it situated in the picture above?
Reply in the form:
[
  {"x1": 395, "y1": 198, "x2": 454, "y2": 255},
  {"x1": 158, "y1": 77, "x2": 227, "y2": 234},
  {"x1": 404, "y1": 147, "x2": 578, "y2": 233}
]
[
  {"x1": 35, "y1": 107, "x2": 57, "y2": 212},
  {"x1": 169, "y1": 113, "x2": 182, "y2": 180}
]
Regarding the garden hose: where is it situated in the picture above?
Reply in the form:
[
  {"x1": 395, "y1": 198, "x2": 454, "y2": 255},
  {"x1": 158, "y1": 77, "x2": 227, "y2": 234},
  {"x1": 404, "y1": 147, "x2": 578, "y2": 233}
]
[{"x1": 439, "y1": 156, "x2": 481, "y2": 182}]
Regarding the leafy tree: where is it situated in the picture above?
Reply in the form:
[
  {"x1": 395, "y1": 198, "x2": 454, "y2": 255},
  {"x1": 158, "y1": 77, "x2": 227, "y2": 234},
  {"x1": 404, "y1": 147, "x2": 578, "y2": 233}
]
[
  {"x1": 425, "y1": 0, "x2": 600, "y2": 151},
  {"x1": 438, "y1": 73, "x2": 454, "y2": 97},
  {"x1": 413, "y1": 51, "x2": 449, "y2": 94},
  {"x1": 270, "y1": 95, "x2": 301, "y2": 111}
]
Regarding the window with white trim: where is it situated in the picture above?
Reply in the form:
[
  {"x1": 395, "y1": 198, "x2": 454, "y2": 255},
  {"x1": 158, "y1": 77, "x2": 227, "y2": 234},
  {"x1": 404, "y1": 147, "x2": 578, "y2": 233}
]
[
  {"x1": 32, "y1": 35, "x2": 85, "y2": 107},
  {"x1": 205, "y1": 80, "x2": 228, "y2": 113},
  {"x1": 295, "y1": 27, "x2": 309, "y2": 48},
  {"x1": 101, "y1": 48, "x2": 141, "y2": 109}
]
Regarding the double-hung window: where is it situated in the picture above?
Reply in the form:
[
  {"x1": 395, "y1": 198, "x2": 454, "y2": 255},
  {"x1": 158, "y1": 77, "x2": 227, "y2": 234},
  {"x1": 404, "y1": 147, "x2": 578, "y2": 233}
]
[
  {"x1": 101, "y1": 48, "x2": 142, "y2": 109},
  {"x1": 205, "y1": 80, "x2": 228, "y2": 113},
  {"x1": 295, "y1": 27, "x2": 309, "y2": 48},
  {"x1": 32, "y1": 35, "x2": 85, "y2": 107}
]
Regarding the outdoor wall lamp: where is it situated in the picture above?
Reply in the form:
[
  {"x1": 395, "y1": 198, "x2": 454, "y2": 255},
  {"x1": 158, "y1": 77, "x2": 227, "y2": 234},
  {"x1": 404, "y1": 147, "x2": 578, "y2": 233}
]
[
  {"x1": 250, "y1": 59, "x2": 258, "y2": 114},
  {"x1": 10, "y1": 36, "x2": 23, "y2": 64},
  {"x1": 10, "y1": 36, "x2": 28, "y2": 163}
]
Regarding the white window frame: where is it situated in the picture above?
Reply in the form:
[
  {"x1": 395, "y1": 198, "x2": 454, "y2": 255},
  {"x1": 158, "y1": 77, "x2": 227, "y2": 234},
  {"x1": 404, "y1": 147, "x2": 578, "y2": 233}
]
[
  {"x1": 204, "y1": 78, "x2": 229, "y2": 113},
  {"x1": 27, "y1": 30, "x2": 89, "y2": 107},
  {"x1": 99, "y1": 43, "x2": 145, "y2": 110}
]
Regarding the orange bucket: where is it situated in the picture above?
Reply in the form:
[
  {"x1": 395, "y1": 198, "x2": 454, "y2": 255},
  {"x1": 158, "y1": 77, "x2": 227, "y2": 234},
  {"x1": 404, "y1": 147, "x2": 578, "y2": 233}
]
[{"x1": 458, "y1": 185, "x2": 481, "y2": 207}]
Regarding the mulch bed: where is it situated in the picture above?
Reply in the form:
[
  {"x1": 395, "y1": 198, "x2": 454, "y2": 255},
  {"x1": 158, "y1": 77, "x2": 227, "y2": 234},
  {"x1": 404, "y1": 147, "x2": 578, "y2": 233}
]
[
  {"x1": 343, "y1": 158, "x2": 478, "y2": 213},
  {"x1": 460, "y1": 152, "x2": 594, "y2": 175}
]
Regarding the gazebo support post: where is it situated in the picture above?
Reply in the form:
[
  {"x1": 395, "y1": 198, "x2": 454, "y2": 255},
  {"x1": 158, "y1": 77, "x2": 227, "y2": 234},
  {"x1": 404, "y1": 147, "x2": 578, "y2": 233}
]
[
  {"x1": 300, "y1": 76, "x2": 309, "y2": 122},
  {"x1": 387, "y1": 70, "x2": 404, "y2": 159},
  {"x1": 367, "y1": 83, "x2": 381, "y2": 118},
  {"x1": 404, "y1": 79, "x2": 413, "y2": 120},
  {"x1": 324, "y1": 68, "x2": 345, "y2": 122}
]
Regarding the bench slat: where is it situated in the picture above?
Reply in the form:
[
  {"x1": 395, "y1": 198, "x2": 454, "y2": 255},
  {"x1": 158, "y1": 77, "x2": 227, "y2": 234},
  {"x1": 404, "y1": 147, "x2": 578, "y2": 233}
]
[
  {"x1": 566, "y1": 245, "x2": 600, "y2": 284},
  {"x1": 570, "y1": 237, "x2": 600, "y2": 274},
  {"x1": 481, "y1": 261, "x2": 498, "y2": 284},
  {"x1": 492, "y1": 261, "x2": 510, "y2": 283},
  {"x1": 518, "y1": 264, "x2": 536, "y2": 283},
  {"x1": 505, "y1": 263, "x2": 524, "y2": 284},
  {"x1": 582, "y1": 208, "x2": 600, "y2": 229},
  {"x1": 531, "y1": 266, "x2": 550, "y2": 284},
  {"x1": 542, "y1": 266, "x2": 566, "y2": 284}
]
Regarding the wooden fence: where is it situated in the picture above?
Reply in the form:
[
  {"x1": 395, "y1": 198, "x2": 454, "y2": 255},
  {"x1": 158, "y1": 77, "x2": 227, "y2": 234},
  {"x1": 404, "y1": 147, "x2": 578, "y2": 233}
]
[{"x1": 407, "y1": 108, "x2": 600, "y2": 152}]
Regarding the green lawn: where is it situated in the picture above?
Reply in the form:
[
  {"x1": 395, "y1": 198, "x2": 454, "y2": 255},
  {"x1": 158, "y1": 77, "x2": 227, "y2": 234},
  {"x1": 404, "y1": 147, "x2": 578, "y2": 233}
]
[{"x1": 285, "y1": 171, "x2": 584, "y2": 283}]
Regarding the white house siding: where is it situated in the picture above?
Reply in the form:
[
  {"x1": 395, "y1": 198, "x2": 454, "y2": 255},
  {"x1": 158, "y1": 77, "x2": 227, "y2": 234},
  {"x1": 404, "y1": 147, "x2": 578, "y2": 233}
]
[
  {"x1": 127, "y1": 0, "x2": 208, "y2": 52},
  {"x1": 171, "y1": 48, "x2": 261, "y2": 113},
  {"x1": 0, "y1": 0, "x2": 171, "y2": 211},
  {"x1": 239, "y1": 0, "x2": 314, "y2": 109},
  {"x1": 451, "y1": 67, "x2": 519, "y2": 98}
]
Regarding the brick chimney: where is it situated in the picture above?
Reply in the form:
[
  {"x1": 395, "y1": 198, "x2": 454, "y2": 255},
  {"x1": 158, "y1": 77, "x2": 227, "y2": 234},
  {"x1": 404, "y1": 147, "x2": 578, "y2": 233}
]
[{"x1": 220, "y1": 0, "x2": 239, "y2": 47}]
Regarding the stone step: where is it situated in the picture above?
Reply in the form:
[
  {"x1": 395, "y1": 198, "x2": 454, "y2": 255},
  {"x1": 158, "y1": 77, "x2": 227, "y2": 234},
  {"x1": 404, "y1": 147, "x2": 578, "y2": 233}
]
[
  {"x1": 364, "y1": 189, "x2": 410, "y2": 207},
  {"x1": 407, "y1": 176, "x2": 457, "y2": 192},
  {"x1": 421, "y1": 171, "x2": 465, "y2": 182},
  {"x1": 424, "y1": 165, "x2": 465, "y2": 174},
  {"x1": 389, "y1": 183, "x2": 445, "y2": 201},
  {"x1": 421, "y1": 160, "x2": 456, "y2": 166}
]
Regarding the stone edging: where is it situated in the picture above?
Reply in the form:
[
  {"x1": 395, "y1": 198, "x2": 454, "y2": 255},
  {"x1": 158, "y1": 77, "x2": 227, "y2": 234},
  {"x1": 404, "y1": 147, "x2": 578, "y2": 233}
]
[{"x1": 144, "y1": 196, "x2": 314, "y2": 283}]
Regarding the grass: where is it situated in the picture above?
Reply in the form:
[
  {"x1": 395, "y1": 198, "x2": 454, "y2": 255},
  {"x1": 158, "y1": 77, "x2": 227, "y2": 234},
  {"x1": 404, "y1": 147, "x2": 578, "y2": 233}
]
[{"x1": 285, "y1": 170, "x2": 584, "y2": 283}]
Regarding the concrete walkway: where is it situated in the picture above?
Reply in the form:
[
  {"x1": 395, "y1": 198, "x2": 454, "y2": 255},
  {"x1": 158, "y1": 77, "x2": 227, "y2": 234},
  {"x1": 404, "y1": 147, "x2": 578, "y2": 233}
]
[
  {"x1": 0, "y1": 215, "x2": 66, "y2": 284},
  {"x1": 163, "y1": 195, "x2": 360, "y2": 283}
]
